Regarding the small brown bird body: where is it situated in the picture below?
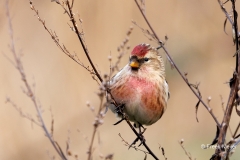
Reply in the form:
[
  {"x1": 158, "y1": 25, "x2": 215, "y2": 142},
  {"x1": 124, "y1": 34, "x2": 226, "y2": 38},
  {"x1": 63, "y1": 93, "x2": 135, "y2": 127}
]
[{"x1": 109, "y1": 43, "x2": 169, "y2": 126}]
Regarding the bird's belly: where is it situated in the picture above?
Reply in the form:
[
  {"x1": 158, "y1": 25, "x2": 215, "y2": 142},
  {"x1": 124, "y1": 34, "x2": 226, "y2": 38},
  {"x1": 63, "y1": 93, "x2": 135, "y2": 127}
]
[{"x1": 111, "y1": 76, "x2": 165, "y2": 125}]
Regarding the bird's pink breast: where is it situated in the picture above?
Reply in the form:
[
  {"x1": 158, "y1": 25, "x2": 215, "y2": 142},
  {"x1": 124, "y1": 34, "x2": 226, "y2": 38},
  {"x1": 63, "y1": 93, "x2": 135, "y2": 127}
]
[
  {"x1": 113, "y1": 76, "x2": 159, "y2": 105},
  {"x1": 127, "y1": 76, "x2": 154, "y2": 95},
  {"x1": 111, "y1": 75, "x2": 164, "y2": 125}
]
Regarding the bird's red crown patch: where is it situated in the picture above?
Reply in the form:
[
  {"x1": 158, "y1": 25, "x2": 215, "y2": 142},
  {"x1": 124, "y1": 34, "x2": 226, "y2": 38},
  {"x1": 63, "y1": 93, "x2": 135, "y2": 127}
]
[{"x1": 131, "y1": 44, "x2": 150, "y2": 57}]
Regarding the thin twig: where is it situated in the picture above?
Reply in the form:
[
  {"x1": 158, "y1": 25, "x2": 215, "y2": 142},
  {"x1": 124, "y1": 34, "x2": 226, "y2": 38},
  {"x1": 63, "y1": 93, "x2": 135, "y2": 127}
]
[
  {"x1": 217, "y1": 0, "x2": 234, "y2": 26},
  {"x1": 87, "y1": 96, "x2": 104, "y2": 160},
  {"x1": 6, "y1": 97, "x2": 41, "y2": 127},
  {"x1": 158, "y1": 144, "x2": 167, "y2": 160},
  {"x1": 5, "y1": 1, "x2": 67, "y2": 159},
  {"x1": 110, "y1": 27, "x2": 133, "y2": 76},
  {"x1": 65, "y1": 0, "x2": 103, "y2": 83},
  {"x1": 134, "y1": 0, "x2": 220, "y2": 127},
  {"x1": 178, "y1": 139, "x2": 194, "y2": 160},
  {"x1": 233, "y1": 122, "x2": 240, "y2": 138},
  {"x1": 29, "y1": 1, "x2": 97, "y2": 81}
]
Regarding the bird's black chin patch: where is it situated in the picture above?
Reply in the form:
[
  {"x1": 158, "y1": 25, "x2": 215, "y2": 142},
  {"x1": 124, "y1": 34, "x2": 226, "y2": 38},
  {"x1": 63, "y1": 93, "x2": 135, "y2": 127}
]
[{"x1": 131, "y1": 67, "x2": 139, "y2": 71}]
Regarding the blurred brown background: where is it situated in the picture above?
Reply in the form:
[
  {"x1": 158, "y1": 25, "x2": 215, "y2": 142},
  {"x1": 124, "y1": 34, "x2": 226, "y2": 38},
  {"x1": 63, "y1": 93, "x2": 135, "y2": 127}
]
[{"x1": 0, "y1": 0, "x2": 240, "y2": 159}]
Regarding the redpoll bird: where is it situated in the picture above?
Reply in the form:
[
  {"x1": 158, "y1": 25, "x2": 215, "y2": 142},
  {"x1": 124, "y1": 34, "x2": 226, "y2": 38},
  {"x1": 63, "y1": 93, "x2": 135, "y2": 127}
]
[{"x1": 109, "y1": 43, "x2": 169, "y2": 127}]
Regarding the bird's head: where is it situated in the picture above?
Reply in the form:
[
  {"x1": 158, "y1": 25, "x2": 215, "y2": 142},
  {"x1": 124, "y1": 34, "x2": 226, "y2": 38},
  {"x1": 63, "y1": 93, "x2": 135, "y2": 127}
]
[{"x1": 129, "y1": 43, "x2": 165, "y2": 74}]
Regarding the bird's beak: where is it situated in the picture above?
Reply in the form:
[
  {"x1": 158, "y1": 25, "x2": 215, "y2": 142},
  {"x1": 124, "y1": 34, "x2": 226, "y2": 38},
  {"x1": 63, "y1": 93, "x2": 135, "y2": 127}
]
[{"x1": 129, "y1": 59, "x2": 140, "y2": 69}]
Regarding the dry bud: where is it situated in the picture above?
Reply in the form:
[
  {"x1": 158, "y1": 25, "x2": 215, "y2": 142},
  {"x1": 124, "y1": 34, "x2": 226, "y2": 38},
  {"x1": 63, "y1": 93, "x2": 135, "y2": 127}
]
[
  {"x1": 108, "y1": 55, "x2": 112, "y2": 61},
  {"x1": 165, "y1": 35, "x2": 168, "y2": 41},
  {"x1": 105, "y1": 153, "x2": 114, "y2": 160},
  {"x1": 232, "y1": 27, "x2": 236, "y2": 41},
  {"x1": 99, "y1": 119, "x2": 104, "y2": 124},
  {"x1": 103, "y1": 74, "x2": 108, "y2": 79},
  {"x1": 230, "y1": 138, "x2": 236, "y2": 143},
  {"x1": 126, "y1": 26, "x2": 133, "y2": 35},
  {"x1": 67, "y1": 150, "x2": 72, "y2": 156},
  {"x1": 120, "y1": 43, "x2": 124, "y2": 48},
  {"x1": 208, "y1": 96, "x2": 212, "y2": 101},
  {"x1": 208, "y1": 107, "x2": 212, "y2": 112},
  {"x1": 222, "y1": 122, "x2": 226, "y2": 127},
  {"x1": 123, "y1": 38, "x2": 129, "y2": 44},
  {"x1": 99, "y1": 83, "x2": 106, "y2": 91},
  {"x1": 180, "y1": 138, "x2": 184, "y2": 144},
  {"x1": 126, "y1": 31, "x2": 131, "y2": 36},
  {"x1": 99, "y1": 153, "x2": 104, "y2": 159},
  {"x1": 86, "y1": 101, "x2": 90, "y2": 107},
  {"x1": 100, "y1": 111, "x2": 106, "y2": 117},
  {"x1": 97, "y1": 91, "x2": 104, "y2": 98},
  {"x1": 90, "y1": 106, "x2": 95, "y2": 111}
]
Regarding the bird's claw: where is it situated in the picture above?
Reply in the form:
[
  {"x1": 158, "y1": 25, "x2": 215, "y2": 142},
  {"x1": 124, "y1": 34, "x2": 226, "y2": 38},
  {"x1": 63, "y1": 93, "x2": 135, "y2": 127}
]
[
  {"x1": 115, "y1": 103, "x2": 125, "y2": 114},
  {"x1": 129, "y1": 123, "x2": 146, "y2": 149},
  {"x1": 128, "y1": 132, "x2": 146, "y2": 149},
  {"x1": 113, "y1": 117, "x2": 125, "y2": 125},
  {"x1": 113, "y1": 104, "x2": 126, "y2": 125},
  {"x1": 138, "y1": 136, "x2": 145, "y2": 147}
]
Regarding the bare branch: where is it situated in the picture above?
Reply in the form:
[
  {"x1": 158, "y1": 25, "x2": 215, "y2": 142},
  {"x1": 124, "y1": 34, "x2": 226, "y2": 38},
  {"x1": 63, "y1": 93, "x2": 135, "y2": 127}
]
[
  {"x1": 6, "y1": 97, "x2": 41, "y2": 127},
  {"x1": 64, "y1": 0, "x2": 103, "y2": 83},
  {"x1": 29, "y1": 1, "x2": 96, "y2": 79},
  {"x1": 5, "y1": 1, "x2": 67, "y2": 159}
]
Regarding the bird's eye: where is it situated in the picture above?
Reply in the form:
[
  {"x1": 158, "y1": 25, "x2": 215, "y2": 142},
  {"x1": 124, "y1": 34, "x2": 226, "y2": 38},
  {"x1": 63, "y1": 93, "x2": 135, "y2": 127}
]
[{"x1": 144, "y1": 57, "x2": 149, "y2": 62}]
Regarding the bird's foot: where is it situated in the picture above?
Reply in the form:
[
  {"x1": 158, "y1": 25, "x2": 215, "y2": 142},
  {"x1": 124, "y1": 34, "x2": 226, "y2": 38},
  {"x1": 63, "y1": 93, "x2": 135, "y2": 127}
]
[
  {"x1": 128, "y1": 132, "x2": 146, "y2": 149},
  {"x1": 114, "y1": 103, "x2": 125, "y2": 114},
  {"x1": 129, "y1": 123, "x2": 146, "y2": 149},
  {"x1": 113, "y1": 103, "x2": 125, "y2": 125}
]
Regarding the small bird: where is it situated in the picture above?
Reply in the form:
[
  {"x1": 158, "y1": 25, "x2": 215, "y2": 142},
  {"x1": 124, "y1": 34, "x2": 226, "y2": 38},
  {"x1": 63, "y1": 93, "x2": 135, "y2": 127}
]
[{"x1": 109, "y1": 43, "x2": 169, "y2": 128}]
